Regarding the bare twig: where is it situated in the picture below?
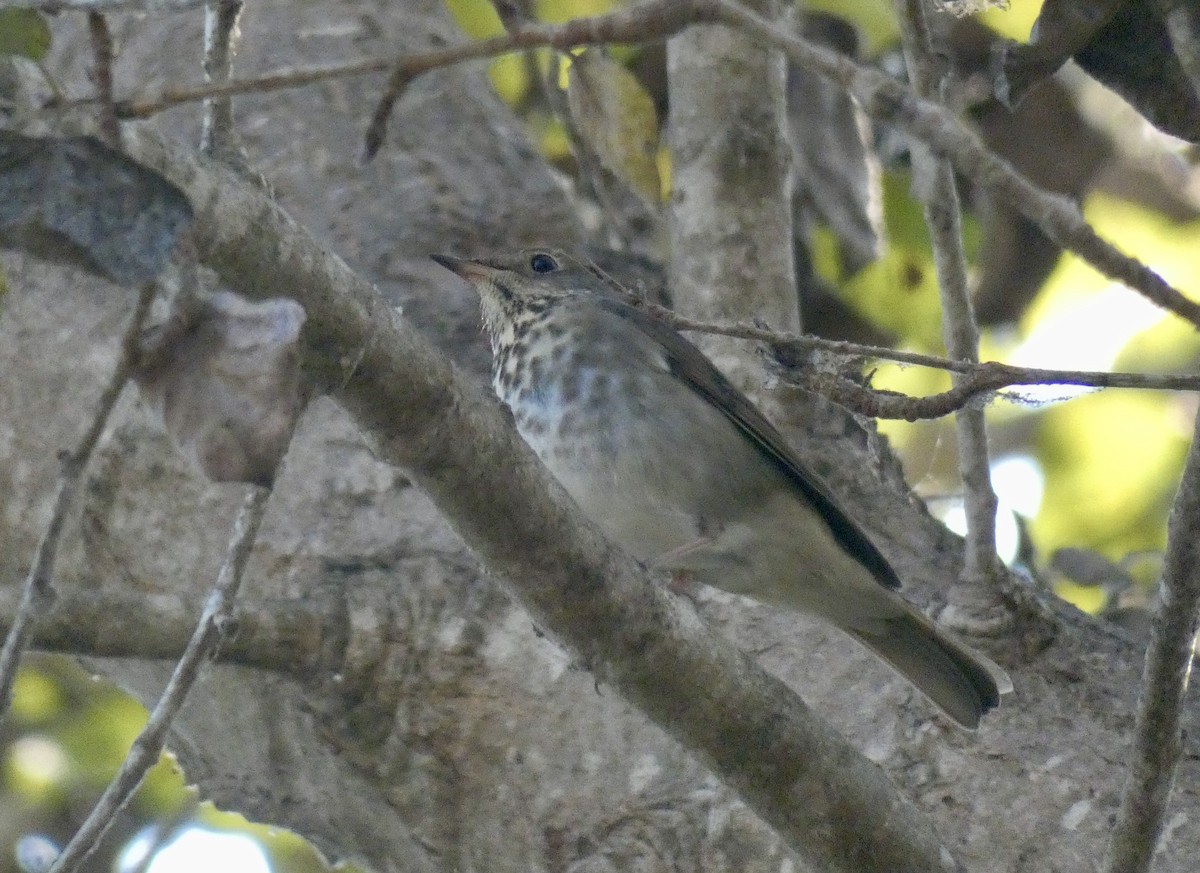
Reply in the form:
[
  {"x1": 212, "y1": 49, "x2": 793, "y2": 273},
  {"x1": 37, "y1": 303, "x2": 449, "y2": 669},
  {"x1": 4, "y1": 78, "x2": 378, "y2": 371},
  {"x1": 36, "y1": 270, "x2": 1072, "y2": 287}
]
[
  {"x1": 200, "y1": 0, "x2": 243, "y2": 158},
  {"x1": 1156, "y1": 0, "x2": 1200, "y2": 102},
  {"x1": 711, "y1": 0, "x2": 1200, "y2": 330},
  {"x1": 52, "y1": 0, "x2": 1199, "y2": 335},
  {"x1": 0, "y1": 281, "x2": 156, "y2": 720},
  {"x1": 47, "y1": 485, "x2": 272, "y2": 873},
  {"x1": 363, "y1": 0, "x2": 702, "y2": 158},
  {"x1": 894, "y1": 0, "x2": 1000, "y2": 594},
  {"x1": 793, "y1": 368, "x2": 1060, "y2": 421},
  {"x1": 638, "y1": 303, "x2": 1200, "y2": 400},
  {"x1": 0, "y1": 0, "x2": 205, "y2": 9},
  {"x1": 86, "y1": 11, "x2": 121, "y2": 148},
  {"x1": 1103, "y1": 406, "x2": 1200, "y2": 873},
  {"x1": 52, "y1": 0, "x2": 703, "y2": 120},
  {"x1": 57, "y1": 3, "x2": 700, "y2": 122},
  {"x1": 79, "y1": 57, "x2": 392, "y2": 118}
]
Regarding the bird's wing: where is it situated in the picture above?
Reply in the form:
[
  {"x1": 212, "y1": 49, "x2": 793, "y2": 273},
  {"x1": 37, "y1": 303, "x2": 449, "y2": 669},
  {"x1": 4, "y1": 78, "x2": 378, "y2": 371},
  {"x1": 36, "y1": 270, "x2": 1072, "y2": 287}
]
[{"x1": 593, "y1": 296, "x2": 902, "y2": 590}]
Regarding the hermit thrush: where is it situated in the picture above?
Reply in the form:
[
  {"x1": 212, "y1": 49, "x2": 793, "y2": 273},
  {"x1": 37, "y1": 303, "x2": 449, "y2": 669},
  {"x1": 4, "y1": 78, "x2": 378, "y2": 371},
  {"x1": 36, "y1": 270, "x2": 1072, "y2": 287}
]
[{"x1": 434, "y1": 249, "x2": 1010, "y2": 728}]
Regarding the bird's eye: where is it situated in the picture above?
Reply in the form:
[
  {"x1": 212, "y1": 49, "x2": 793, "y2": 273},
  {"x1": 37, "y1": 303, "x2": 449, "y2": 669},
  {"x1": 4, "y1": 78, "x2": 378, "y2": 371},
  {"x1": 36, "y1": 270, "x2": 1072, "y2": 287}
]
[{"x1": 529, "y1": 253, "x2": 559, "y2": 274}]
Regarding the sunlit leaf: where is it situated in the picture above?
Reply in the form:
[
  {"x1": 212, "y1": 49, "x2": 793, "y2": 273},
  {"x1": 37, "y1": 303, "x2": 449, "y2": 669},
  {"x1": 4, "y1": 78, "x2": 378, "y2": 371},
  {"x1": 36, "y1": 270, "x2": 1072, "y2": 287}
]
[
  {"x1": 0, "y1": 10, "x2": 51, "y2": 61},
  {"x1": 979, "y1": 0, "x2": 1044, "y2": 41},
  {"x1": 1035, "y1": 391, "x2": 1186, "y2": 557},
  {"x1": 536, "y1": 0, "x2": 615, "y2": 23},
  {"x1": 1052, "y1": 578, "x2": 1108, "y2": 614},
  {"x1": 134, "y1": 749, "x2": 194, "y2": 812},
  {"x1": 488, "y1": 51, "x2": 532, "y2": 105},
  {"x1": 841, "y1": 248, "x2": 943, "y2": 350},
  {"x1": 442, "y1": 0, "x2": 504, "y2": 38},
  {"x1": 58, "y1": 693, "x2": 148, "y2": 785},
  {"x1": 566, "y1": 50, "x2": 662, "y2": 205},
  {"x1": 656, "y1": 144, "x2": 671, "y2": 200},
  {"x1": 10, "y1": 669, "x2": 64, "y2": 725},
  {"x1": 534, "y1": 112, "x2": 573, "y2": 162},
  {"x1": 5, "y1": 735, "x2": 69, "y2": 801}
]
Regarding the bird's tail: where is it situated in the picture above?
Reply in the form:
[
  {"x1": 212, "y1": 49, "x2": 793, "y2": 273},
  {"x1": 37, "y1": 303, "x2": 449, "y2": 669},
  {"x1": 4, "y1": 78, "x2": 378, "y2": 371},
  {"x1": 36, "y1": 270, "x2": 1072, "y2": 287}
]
[{"x1": 846, "y1": 608, "x2": 1011, "y2": 729}]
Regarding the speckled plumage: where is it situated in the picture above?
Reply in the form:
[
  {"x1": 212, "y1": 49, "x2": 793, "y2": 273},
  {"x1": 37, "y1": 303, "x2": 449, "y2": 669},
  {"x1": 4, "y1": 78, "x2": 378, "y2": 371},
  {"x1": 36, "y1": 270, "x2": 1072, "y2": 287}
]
[{"x1": 434, "y1": 249, "x2": 1010, "y2": 728}]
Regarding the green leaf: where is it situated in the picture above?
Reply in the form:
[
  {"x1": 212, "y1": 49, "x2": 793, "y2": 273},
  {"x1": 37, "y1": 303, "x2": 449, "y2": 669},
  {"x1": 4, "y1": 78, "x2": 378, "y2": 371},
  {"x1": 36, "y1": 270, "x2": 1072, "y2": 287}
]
[
  {"x1": 566, "y1": 50, "x2": 662, "y2": 205},
  {"x1": 0, "y1": 10, "x2": 51, "y2": 61}
]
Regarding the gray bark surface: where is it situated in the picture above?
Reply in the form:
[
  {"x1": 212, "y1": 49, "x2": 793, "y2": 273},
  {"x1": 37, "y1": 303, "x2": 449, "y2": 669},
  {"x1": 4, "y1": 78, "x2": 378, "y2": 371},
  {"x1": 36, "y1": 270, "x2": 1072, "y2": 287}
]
[{"x1": 2, "y1": 1, "x2": 1198, "y2": 872}]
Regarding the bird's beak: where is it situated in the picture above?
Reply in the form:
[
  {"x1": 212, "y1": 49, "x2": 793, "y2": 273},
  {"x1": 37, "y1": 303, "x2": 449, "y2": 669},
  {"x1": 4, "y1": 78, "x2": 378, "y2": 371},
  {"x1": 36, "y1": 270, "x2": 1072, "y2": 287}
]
[{"x1": 431, "y1": 254, "x2": 497, "y2": 283}]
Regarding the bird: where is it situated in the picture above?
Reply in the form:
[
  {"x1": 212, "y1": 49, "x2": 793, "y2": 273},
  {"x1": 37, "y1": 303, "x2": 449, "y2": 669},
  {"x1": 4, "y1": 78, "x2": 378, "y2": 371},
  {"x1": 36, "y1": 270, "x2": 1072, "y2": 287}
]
[{"x1": 433, "y1": 248, "x2": 1010, "y2": 728}]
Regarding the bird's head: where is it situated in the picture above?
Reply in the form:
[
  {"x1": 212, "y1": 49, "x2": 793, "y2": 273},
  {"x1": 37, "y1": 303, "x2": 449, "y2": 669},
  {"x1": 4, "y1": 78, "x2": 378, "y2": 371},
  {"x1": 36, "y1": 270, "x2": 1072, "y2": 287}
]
[{"x1": 432, "y1": 249, "x2": 617, "y2": 341}]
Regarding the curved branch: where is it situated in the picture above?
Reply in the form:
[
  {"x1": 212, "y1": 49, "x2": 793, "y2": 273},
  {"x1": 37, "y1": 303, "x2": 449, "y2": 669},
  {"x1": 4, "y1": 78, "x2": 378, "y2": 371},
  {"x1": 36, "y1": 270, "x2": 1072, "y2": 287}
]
[
  {"x1": 711, "y1": 0, "x2": 1200, "y2": 329},
  {"x1": 1103, "y1": 407, "x2": 1200, "y2": 873},
  {"x1": 122, "y1": 126, "x2": 963, "y2": 873}
]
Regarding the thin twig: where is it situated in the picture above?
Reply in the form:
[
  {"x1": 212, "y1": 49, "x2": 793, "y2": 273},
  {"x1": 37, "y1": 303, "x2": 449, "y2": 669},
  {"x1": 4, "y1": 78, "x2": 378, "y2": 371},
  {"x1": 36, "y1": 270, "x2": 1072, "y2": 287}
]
[
  {"x1": 80, "y1": 56, "x2": 391, "y2": 118},
  {"x1": 71, "y1": 0, "x2": 706, "y2": 122},
  {"x1": 0, "y1": 281, "x2": 156, "y2": 719},
  {"x1": 639, "y1": 303, "x2": 1200, "y2": 397},
  {"x1": 367, "y1": 0, "x2": 698, "y2": 158},
  {"x1": 1103, "y1": 406, "x2": 1200, "y2": 873},
  {"x1": 200, "y1": 0, "x2": 243, "y2": 158},
  {"x1": 894, "y1": 0, "x2": 999, "y2": 586},
  {"x1": 710, "y1": 0, "x2": 1200, "y2": 330},
  {"x1": 1156, "y1": 1, "x2": 1200, "y2": 103},
  {"x1": 792, "y1": 367, "x2": 1060, "y2": 421},
  {"x1": 86, "y1": 11, "x2": 121, "y2": 148},
  {"x1": 53, "y1": 0, "x2": 1200, "y2": 333},
  {"x1": 47, "y1": 485, "x2": 272, "y2": 873},
  {"x1": 0, "y1": 0, "x2": 206, "y2": 9}
]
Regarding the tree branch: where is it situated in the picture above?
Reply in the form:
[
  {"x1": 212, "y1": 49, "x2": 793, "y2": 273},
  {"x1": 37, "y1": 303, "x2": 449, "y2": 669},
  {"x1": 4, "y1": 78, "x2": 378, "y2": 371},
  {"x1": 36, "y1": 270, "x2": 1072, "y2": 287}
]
[
  {"x1": 635, "y1": 304, "x2": 1200, "y2": 410},
  {"x1": 894, "y1": 0, "x2": 1001, "y2": 609},
  {"x1": 86, "y1": 11, "x2": 121, "y2": 148},
  {"x1": 0, "y1": 587, "x2": 330, "y2": 674},
  {"x1": 711, "y1": 0, "x2": 1200, "y2": 330},
  {"x1": 120, "y1": 126, "x2": 962, "y2": 873},
  {"x1": 0, "y1": 281, "x2": 155, "y2": 719},
  {"x1": 0, "y1": 0, "x2": 207, "y2": 9},
  {"x1": 200, "y1": 0, "x2": 243, "y2": 159},
  {"x1": 49, "y1": 485, "x2": 271, "y2": 873},
  {"x1": 46, "y1": 0, "x2": 1197, "y2": 336},
  {"x1": 666, "y1": 0, "x2": 798, "y2": 375},
  {"x1": 1103, "y1": 408, "x2": 1200, "y2": 872}
]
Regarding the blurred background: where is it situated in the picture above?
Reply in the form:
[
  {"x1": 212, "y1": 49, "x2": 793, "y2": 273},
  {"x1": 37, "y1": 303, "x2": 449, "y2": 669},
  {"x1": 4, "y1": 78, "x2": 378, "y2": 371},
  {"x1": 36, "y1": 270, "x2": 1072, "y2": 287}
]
[{"x1": 3, "y1": 0, "x2": 1199, "y2": 869}]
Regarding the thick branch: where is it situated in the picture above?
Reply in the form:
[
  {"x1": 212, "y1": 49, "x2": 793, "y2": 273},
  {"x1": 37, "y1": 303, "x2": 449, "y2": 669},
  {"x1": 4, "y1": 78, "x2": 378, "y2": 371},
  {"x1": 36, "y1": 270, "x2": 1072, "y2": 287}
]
[
  {"x1": 121, "y1": 127, "x2": 960, "y2": 873},
  {"x1": 1, "y1": 587, "x2": 328, "y2": 674},
  {"x1": 666, "y1": 0, "x2": 798, "y2": 378},
  {"x1": 1103, "y1": 407, "x2": 1200, "y2": 872}
]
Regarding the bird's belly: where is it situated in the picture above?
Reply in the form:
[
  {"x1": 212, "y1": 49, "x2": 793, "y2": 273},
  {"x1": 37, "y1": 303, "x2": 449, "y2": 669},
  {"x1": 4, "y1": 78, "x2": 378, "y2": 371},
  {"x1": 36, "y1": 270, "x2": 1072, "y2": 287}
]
[
  {"x1": 499, "y1": 366, "x2": 772, "y2": 563},
  {"x1": 518, "y1": 412, "x2": 701, "y2": 560}
]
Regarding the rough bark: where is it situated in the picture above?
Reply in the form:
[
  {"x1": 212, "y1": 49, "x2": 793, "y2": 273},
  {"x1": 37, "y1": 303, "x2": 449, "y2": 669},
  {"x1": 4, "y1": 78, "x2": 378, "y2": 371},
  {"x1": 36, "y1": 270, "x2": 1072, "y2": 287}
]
[{"x1": 2, "y1": 2, "x2": 1200, "y2": 873}]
